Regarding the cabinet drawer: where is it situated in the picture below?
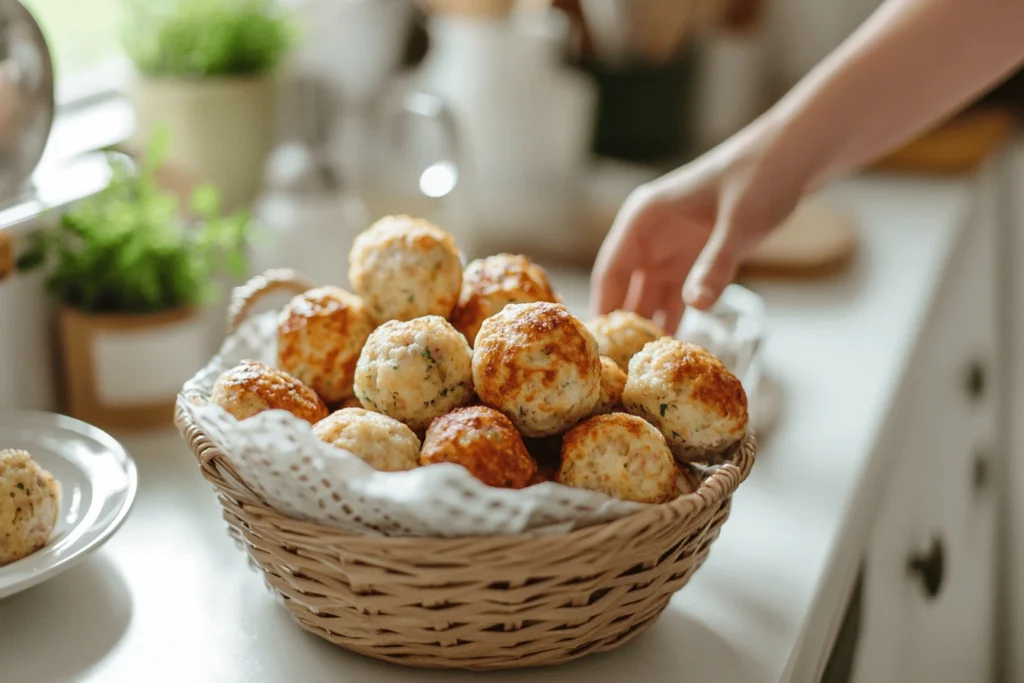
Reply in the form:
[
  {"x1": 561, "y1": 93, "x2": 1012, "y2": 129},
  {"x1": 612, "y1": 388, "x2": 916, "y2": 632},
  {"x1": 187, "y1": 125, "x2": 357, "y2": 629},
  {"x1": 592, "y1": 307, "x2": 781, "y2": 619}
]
[{"x1": 852, "y1": 200, "x2": 998, "y2": 682}]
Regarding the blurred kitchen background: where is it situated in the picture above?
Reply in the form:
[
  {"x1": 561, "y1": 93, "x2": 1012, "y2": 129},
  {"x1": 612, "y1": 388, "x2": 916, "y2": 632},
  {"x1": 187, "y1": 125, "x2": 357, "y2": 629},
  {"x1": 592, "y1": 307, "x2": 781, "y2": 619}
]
[
  {"x1": 6, "y1": 0, "x2": 1024, "y2": 680},
  {"x1": 10, "y1": 0, "x2": 1024, "y2": 274}
]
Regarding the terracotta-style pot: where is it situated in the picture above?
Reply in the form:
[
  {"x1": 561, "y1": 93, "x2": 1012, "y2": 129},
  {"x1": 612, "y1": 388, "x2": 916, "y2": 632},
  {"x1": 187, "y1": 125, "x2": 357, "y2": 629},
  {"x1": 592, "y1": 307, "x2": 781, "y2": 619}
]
[
  {"x1": 130, "y1": 76, "x2": 276, "y2": 212},
  {"x1": 59, "y1": 307, "x2": 207, "y2": 431}
]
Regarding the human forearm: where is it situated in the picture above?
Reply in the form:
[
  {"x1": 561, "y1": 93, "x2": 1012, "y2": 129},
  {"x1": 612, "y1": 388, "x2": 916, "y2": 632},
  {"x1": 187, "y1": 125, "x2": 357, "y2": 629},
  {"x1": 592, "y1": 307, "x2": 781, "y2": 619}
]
[
  {"x1": 593, "y1": 0, "x2": 1024, "y2": 316},
  {"x1": 753, "y1": 0, "x2": 1024, "y2": 194}
]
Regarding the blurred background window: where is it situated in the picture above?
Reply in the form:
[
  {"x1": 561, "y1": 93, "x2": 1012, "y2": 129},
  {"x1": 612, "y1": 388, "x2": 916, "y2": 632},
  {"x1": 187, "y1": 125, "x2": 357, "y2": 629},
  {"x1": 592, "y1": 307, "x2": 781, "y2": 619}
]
[{"x1": 23, "y1": 0, "x2": 124, "y2": 102}]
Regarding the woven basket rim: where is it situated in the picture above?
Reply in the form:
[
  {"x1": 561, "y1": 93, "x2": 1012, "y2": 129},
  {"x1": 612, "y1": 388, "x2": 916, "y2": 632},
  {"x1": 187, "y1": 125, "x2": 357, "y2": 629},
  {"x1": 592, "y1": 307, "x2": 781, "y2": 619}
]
[{"x1": 174, "y1": 396, "x2": 756, "y2": 542}]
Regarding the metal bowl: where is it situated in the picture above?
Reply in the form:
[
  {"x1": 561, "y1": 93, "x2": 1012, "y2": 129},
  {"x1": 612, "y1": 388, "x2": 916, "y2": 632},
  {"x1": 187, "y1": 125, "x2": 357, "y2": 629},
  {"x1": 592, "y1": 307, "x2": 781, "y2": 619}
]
[{"x1": 0, "y1": 1, "x2": 55, "y2": 205}]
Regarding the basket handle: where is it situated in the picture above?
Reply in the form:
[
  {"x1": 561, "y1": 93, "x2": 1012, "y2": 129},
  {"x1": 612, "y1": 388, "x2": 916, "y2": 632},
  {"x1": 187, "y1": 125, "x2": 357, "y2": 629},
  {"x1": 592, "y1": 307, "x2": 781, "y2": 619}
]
[{"x1": 227, "y1": 269, "x2": 315, "y2": 334}]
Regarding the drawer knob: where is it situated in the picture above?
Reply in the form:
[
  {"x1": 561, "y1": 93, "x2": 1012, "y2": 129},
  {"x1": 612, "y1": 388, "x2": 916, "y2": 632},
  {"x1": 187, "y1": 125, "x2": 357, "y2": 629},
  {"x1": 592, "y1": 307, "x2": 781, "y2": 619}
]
[
  {"x1": 966, "y1": 362, "x2": 987, "y2": 401},
  {"x1": 908, "y1": 536, "x2": 945, "y2": 600},
  {"x1": 974, "y1": 452, "x2": 989, "y2": 493}
]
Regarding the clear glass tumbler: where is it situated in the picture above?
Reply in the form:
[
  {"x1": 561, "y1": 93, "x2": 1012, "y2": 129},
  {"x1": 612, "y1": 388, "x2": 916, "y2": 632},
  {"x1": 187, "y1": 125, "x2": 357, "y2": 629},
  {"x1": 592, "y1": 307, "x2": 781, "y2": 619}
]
[{"x1": 678, "y1": 283, "x2": 767, "y2": 422}]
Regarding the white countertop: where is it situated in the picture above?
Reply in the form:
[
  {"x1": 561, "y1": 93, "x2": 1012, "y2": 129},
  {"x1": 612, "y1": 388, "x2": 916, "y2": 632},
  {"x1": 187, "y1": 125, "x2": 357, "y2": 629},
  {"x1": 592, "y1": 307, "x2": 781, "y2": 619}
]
[{"x1": 0, "y1": 173, "x2": 976, "y2": 683}]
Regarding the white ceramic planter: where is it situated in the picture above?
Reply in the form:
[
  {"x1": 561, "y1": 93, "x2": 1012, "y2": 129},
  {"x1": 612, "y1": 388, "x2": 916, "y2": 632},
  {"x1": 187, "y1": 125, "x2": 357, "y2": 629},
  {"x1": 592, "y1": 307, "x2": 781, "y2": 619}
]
[{"x1": 130, "y1": 76, "x2": 276, "y2": 211}]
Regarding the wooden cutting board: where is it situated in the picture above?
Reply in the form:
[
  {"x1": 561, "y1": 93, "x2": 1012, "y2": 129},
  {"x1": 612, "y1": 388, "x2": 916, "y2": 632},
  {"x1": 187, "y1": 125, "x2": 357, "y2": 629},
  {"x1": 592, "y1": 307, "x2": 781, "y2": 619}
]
[
  {"x1": 740, "y1": 199, "x2": 857, "y2": 277},
  {"x1": 0, "y1": 231, "x2": 12, "y2": 282},
  {"x1": 872, "y1": 107, "x2": 1015, "y2": 174}
]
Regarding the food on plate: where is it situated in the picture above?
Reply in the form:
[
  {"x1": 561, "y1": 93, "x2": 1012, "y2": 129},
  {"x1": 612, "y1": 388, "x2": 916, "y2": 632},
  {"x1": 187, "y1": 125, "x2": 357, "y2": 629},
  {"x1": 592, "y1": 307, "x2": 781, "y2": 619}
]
[
  {"x1": 313, "y1": 408, "x2": 420, "y2": 472},
  {"x1": 419, "y1": 406, "x2": 535, "y2": 488},
  {"x1": 0, "y1": 449, "x2": 61, "y2": 565},
  {"x1": 211, "y1": 360, "x2": 328, "y2": 424},
  {"x1": 524, "y1": 435, "x2": 563, "y2": 484},
  {"x1": 348, "y1": 215, "x2": 463, "y2": 323},
  {"x1": 590, "y1": 356, "x2": 627, "y2": 416},
  {"x1": 472, "y1": 302, "x2": 601, "y2": 438},
  {"x1": 277, "y1": 286, "x2": 376, "y2": 403},
  {"x1": 354, "y1": 316, "x2": 474, "y2": 432},
  {"x1": 585, "y1": 310, "x2": 666, "y2": 370},
  {"x1": 557, "y1": 413, "x2": 677, "y2": 504},
  {"x1": 450, "y1": 253, "x2": 559, "y2": 345},
  {"x1": 623, "y1": 338, "x2": 748, "y2": 461}
]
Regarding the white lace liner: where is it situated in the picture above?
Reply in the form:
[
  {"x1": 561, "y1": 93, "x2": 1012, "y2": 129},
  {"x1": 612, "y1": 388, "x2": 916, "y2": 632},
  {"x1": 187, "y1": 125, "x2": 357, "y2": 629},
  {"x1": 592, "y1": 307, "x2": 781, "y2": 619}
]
[{"x1": 181, "y1": 311, "x2": 750, "y2": 538}]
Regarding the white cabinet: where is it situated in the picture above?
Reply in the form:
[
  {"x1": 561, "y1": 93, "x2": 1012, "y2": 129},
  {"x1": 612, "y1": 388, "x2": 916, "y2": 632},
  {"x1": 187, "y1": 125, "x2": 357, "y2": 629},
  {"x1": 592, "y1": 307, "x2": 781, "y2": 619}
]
[
  {"x1": 851, "y1": 176, "x2": 999, "y2": 683},
  {"x1": 1003, "y1": 140, "x2": 1024, "y2": 683}
]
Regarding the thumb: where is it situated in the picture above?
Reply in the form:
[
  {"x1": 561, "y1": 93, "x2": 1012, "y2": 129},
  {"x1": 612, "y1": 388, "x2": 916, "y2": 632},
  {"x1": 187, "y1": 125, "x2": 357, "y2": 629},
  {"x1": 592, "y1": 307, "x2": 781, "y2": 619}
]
[{"x1": 682, "y1": 207, "x2": 751, "y2": 311}]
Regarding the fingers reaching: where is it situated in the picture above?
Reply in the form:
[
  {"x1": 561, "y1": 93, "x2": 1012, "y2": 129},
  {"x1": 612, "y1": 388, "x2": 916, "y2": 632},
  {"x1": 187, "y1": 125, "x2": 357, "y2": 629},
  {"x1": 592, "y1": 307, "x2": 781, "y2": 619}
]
[
  {"x1": 590, "y1": 254, "x2": 631, "y2": 318},
  {"x1": 625, "y1": 271, "x2": 664, "y2": 320},
  {"x1": 590, "y1": 200, "x2": 643, "y2": 317},
  {"x1": 660, "y1": 290, "x2": 686, "y2": 336},
  {"x1": 683, "y1": 210, "x2": 745, "y2": 310},
  {"x1": 624, "y1": 271, "x2": 686, "y2": 335}
]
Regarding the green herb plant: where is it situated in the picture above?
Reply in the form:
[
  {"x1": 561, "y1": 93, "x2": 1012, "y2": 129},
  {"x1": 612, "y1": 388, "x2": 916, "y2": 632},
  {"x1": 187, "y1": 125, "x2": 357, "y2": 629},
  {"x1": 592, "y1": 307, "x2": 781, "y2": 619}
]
[
  {"x1": 17, "y1": 132, "x2": 252, "y2": 315},
  {"x1": 122, "y1": 0, "x2": 292, "y2": 78}
]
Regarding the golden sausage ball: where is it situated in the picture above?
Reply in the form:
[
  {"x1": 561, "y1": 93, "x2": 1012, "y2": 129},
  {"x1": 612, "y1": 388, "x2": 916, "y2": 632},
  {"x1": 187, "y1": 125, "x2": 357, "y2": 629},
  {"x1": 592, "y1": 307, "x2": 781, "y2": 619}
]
[
  {"x1": 277, "y1": 286, "x2": 375, "y2": 403},
  {"x1": 472, "y1": 302, "x2": 601, "y2": 438},
  {"x1": 313, "y1": 408, "x2": 420, "y2": 472},
  {"x1": 348, "y1": 215, "x2": 463, "y2": 323},
  {"x1": 419, "y1": 406, "x2": 536, "y2": 489},
  {"x1": 590, "y1": 356, "x2": 627, "y2": 416},
  {"x1": 211, "y1": 360, "x2": 328, "y2": 424},
  {"x1": 623, "y1": 338, "x2": 748, "y2": 461},
  {"x1": 586, "y1": 310, "x2": 666, "y2": 370},
  {"x1": 450, "y1": 253, "x2": 559, "y2": 345},
  {"x1": 354, "y1": 316, "x2": 474, "y2": 432},
  {"x1": 557, "y1": 413, "x2": 677, "y2": 504}
]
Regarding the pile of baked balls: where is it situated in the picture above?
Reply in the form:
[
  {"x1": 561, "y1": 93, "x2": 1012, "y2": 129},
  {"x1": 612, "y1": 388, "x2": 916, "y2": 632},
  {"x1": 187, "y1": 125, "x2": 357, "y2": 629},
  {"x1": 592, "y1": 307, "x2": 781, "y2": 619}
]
[{"x1": 211, "y1": 215, "x2": 748, "y2": 505}]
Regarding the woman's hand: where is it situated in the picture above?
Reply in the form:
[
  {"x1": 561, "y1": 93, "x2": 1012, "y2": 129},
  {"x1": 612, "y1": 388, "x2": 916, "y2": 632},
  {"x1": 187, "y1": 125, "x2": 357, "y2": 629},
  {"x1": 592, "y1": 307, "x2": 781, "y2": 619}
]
[
  {"x1": 591, "y1": 131, "x2": 804, "y2": 332},
  {"x1": 592, "y1": 0, "x2": 1024, "y2": 330}
]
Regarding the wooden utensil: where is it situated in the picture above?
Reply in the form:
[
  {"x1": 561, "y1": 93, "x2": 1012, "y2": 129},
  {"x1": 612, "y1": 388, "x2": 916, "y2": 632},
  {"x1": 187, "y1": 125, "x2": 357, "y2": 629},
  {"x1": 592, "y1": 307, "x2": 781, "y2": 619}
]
[
  {"x1": 741, "y1": 199, "x2": 858, "y2": 277},
  {"x1": 634, "y1": 0, "x2": 696, "y2": 64},
  {"x1": 420, "y1": 0, "x2": 517, "y2": 17},
  {"x1": 872, "y1": 107, "x2": 1014, "y2": 174},
  {"x1": 0, "y1": 230, "x2": 12, "y2": 282}
]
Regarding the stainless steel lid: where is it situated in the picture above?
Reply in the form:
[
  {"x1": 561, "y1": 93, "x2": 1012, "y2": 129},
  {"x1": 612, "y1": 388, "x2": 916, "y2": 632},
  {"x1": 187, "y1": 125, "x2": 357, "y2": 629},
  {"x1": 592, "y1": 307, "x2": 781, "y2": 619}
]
[{"x1": 0, "y1": 1, "x2": 55, "y2": 203}]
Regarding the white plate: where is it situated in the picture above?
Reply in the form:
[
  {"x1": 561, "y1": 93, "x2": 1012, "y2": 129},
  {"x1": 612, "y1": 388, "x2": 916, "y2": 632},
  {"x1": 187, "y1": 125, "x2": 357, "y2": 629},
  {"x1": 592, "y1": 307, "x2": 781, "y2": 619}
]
[{"x1": 0, "y1": 411, "x2": 137, "y2": 599}]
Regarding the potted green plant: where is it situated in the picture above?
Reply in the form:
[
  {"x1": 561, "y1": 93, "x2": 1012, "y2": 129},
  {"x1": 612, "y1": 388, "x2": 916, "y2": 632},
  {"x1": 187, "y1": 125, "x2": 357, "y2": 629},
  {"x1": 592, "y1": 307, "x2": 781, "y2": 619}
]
[
  {"x1": 123, "y1": 0, "x2": 292, "y2": 211},
  {"x1": 17, "y1": 136, "x2": 252, "y2": 430}
]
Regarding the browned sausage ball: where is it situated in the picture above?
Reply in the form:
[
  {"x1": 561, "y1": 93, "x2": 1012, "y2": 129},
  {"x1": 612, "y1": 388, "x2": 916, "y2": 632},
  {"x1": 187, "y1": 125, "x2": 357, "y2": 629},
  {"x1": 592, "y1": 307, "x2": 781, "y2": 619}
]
[
  {"x1": 277, "y1": 286, "x2": 375, "y2": 403},
  {"x1": 557, "y1": 413, "x2": 677, "y2": 503},
  {"x1": 450, "y1": 254, "x2": 559, "y2": 345},
  {"x1": 623, "y1": 338, "x2": 748, "y2": 461},
  {"x1": 313, "y1": 408, "x2": 421, "y2": 472},
  {"x1": 590, "y1": 356, "x2": 627, "y2": 416},
  {"x1": 472, "y1": 302, "x2": 601, "y2": 438},
  {"x1": 348, "y1": 215, "x2": 463, "y2": 323},
  {"x1": 419, "y1": 406, "x2": 536, "y2": 489},
  {"x1": 211, "y1": 360, "x2": 328, "y2": 424},
  {"x1": 585, "y1": 310, "x2": 666, "y2": 370},
  {"x1": 354, "y1": 316, "x2": 474, "y2": 432}
]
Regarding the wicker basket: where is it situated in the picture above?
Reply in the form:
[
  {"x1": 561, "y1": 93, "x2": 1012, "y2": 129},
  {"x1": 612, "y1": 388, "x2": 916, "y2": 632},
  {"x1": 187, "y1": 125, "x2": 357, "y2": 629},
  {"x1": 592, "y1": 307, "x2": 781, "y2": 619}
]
[{"x1": 174, "y1": 270, "x2": 757, "y2": 670}]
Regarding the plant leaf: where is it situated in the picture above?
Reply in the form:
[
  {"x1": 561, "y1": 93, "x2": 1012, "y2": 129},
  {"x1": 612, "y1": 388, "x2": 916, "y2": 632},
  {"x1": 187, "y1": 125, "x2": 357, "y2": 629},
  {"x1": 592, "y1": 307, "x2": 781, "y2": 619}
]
[
  {"x1": 27, "y1": 145, "x2": 253, "y2": 314},
  {"x1": 190, "y1": 185, "x2": 221, "y2": 219}
]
